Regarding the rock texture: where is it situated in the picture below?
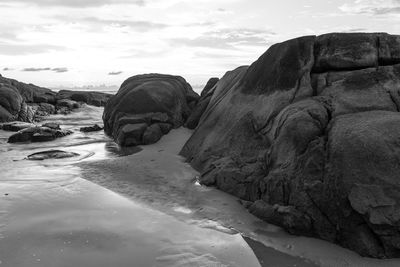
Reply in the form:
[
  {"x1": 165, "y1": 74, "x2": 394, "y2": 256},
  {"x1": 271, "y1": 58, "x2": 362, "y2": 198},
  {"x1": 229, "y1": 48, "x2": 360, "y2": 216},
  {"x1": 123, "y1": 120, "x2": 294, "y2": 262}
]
[
  {"x1": 181, "y1": 33, "x2": 400, "y2": 258},
  {"x1": 103, "y1": 74, "x2": 199, "y2": 146},
  {"x1": 185, "y1": 77, "x2": 219, "y2": 129}
]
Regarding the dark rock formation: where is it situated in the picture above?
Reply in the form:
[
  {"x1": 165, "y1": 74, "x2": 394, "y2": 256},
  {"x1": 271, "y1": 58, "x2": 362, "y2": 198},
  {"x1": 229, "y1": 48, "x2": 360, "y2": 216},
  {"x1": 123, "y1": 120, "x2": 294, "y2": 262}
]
[
  {"x1": 103, "y1": 74, "x2": 199, "y2": 146},
  {"x1": 27, "y1": 150, "x2": 79, "y2": 160},
  {"x1": 0, "y1": 75, "x2": 56, "y2": 104},
  {"x1": 181, "y1": 32, "x2": 400, "y2": 258},
  {"x1": 185, "y1": 77, "x2": 219, "y2": 129},
  {"x1": 56, "y1": 90, "x2": 112, "y2": 107},
  {"x1": 0, "y1": 75, "x2": 113, "y2": 123},
  {"x1": 8, "y1": 126, "x2": 72, "y2": 143},
  {"x1": 0, "y1": 84, "x2": 35, "y2": 123},
  {"x1": 80, "y1": 124, "x2": 103, "y2": 132}
]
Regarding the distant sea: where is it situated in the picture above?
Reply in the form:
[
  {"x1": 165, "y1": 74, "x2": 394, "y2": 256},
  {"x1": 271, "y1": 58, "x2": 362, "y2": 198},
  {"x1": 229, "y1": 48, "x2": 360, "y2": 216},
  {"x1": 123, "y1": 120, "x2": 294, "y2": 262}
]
[{"x1": 51, "y1": 85, "x2": 120, "y2": 95}]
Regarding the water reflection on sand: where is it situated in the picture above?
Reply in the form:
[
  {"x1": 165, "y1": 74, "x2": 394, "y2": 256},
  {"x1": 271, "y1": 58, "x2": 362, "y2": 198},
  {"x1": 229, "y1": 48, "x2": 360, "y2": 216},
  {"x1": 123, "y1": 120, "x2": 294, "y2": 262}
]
[{"x1": 0, "y1": 106, "x2": 261, "y2": 267}]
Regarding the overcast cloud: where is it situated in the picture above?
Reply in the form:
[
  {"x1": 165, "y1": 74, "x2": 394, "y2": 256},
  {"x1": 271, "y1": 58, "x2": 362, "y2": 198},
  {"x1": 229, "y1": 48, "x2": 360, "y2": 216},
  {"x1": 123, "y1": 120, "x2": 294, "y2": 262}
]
[{"x1": 1, "y1": 0, "x2": 400, "y2": 88}]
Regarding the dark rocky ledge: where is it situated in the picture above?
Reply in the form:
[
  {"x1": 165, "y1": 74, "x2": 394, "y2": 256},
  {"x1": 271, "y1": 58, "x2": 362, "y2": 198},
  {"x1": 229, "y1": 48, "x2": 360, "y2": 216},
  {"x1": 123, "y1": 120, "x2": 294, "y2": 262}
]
[
  {"x1": 0, "y1": 74, "x2": 113, "y2": 123},
  {"x1": 180, "y1": 32, "x2": 400, "y2": 258}
]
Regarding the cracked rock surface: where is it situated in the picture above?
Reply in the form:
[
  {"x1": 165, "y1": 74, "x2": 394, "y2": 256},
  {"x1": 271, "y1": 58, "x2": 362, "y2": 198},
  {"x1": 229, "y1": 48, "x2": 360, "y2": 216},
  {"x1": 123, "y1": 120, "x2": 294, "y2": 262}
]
[{"x1": 180, "y1": 32, "x2": 400, "y2": 258}]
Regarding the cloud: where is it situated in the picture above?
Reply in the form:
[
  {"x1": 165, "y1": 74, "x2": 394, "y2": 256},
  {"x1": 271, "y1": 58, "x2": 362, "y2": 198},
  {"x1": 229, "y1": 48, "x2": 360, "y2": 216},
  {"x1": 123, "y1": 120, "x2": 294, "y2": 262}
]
[
  {"x1": 1, "y1": 0, "x2": 145, "y2": 8},
  {"x1": 52, "y1": 67, "x2": 68, "y2": 73},
  {"x1": 0, "y1": 43, "x2": 66, "y2": 55},
  {"x1": 108, "y1": 71, "x2": 123, "y2": 75},
  {"x1": 340, "y1": 0, "x2": 400, "y2": 15},
  {"x1": 3, "y1": 67, "x2": 13, "y2": 71},
  {"x1": 22, "y1": 67, "x2": 68, "y2": 73},
  {"x1": 22, "y1": 67, "x2": 51, "y2": 72},
  {"x1": 170, "y1": 28, "x2": 276, "y2": 49},
  {"x1": 81, "y1": 16, "x2": 168, "y2": 31}
]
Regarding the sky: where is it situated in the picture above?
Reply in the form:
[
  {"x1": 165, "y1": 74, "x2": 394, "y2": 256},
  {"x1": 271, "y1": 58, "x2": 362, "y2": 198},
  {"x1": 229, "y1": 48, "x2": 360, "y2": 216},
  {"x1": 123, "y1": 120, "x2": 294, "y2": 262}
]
[{"x1": 1, "y1": 0, "x2": 400, "y2": 89}]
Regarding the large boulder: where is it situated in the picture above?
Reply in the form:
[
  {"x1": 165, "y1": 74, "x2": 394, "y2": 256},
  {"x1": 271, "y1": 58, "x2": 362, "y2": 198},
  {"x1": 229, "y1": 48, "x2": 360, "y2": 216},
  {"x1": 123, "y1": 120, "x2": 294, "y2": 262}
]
[
  {"x1": 103, "y1": 74, "x2": 199, "y2": 146},
  {"x1": 181, "y1": 32, "x2": 400, "y2": 258}
]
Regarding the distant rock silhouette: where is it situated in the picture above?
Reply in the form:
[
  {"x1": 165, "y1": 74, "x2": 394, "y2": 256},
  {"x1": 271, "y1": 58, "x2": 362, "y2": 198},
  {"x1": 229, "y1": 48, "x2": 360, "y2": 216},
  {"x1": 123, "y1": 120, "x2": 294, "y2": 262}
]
[
  {"x1": 181, "y1": 32, "x2": 400, "y2": 258},
  {"x1": 103, "y1": 74, "x2": 199, "y2": 146}
]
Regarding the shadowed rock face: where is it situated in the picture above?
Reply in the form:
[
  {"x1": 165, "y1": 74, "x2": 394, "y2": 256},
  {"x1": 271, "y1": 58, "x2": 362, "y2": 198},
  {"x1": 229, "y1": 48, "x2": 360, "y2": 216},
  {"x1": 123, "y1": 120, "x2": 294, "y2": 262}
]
[
  {"x1": 181, "y1": 32, "x2": 400, "y2": 258},
  {"x1": 103, "y1": 74, "x2": 199, "y2": 146},
  {"x1": 185, "y1": 77, "x2": 219, "y2": 129}
]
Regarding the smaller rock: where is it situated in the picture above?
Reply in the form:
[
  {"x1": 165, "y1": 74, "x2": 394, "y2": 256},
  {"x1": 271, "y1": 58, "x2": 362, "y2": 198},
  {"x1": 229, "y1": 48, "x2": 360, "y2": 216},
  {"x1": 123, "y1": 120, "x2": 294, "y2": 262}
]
[
  {"x1": 56, "y1": 99, "x2": 80, "y2": 109},
  {"x1": 143, "y1": 124, "x2": 163, "y2": 145},
  {"x1": 201, "y1": 77, "x2": 219, "y2": 97},
  {"x1": 1, "y1": 121, "x2": 36, "y2": 132},
  {"x1": 80, "y1": 124, "x2": 103, "y2": 132},
  {"x1": 32, "y1": 132, "x2": 56, "y2": 142},
  {"x1": 36, "y1": 103, "x2": 56, "y2": 116},
  {"x1": 41, "y1": 122, "x2": 60, "y2": 130},
  {"x1": 116, "y1": 123, "x2": 148, "y2": 146},
  {"x1": 8, "y1": 126, "x2": 72, "y2": 143},
  {"x1": 158, "y1": 123, "x2": 173, "y2": 134},
  {"x1": 27, "y1": 150, "x2": 80, "y2": 160}
]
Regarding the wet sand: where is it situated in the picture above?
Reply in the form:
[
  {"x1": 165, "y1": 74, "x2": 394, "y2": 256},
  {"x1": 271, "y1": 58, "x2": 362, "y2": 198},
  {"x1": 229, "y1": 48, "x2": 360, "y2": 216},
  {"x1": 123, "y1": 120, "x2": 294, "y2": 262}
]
[{"x1": 0, "y1": 107, "x2": 263, "y2": 267}]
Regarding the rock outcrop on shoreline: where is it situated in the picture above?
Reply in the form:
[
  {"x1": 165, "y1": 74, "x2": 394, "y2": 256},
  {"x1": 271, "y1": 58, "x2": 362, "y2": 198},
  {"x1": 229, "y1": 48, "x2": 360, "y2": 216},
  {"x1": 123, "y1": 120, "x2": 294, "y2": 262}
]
[
  {"x1": 103, "y1": 74, "x2": 199, "y2": 146},
  {"x1": 185, "y1": 77, "x2": 219, "y2": 129},
  {"x1": 0, "y1": 74, "x2": 113, "y2": 123},
  {"x1": 181, "y1": 33, "x2": 400, "y2": 258}
]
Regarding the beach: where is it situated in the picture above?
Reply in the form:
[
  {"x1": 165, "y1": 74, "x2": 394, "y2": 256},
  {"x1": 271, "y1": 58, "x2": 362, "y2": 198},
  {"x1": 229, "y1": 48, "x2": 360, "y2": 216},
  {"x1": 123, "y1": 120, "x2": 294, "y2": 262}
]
[{"x1": 1, "y1": 105, "x2": 399, "y2": 267}]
